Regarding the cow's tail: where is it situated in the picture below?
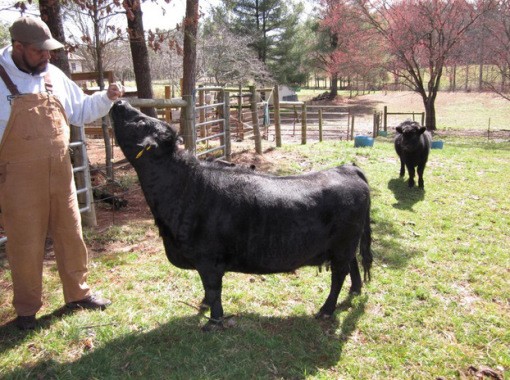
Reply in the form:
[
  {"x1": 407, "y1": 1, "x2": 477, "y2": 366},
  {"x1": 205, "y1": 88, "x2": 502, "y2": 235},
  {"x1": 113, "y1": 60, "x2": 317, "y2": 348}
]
[{"x1": 360, "y1": 201, "x2": 373, "y2": 282}]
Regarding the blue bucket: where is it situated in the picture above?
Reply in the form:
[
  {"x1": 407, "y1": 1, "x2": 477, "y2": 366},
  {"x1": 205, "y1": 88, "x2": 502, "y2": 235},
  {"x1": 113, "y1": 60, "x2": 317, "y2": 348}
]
[
  {"x1": 431, "y1": 141, "x2": 444, "y2": 149},
  {"x1": 354, "y1": 135, "x2": 374, "y2": 148}
]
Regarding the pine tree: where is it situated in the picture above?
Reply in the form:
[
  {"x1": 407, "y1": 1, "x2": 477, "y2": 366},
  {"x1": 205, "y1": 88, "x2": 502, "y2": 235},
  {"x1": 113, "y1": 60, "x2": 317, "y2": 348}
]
[{"x1": 223, "y1": 0, "x2": 309, "y2": 85}]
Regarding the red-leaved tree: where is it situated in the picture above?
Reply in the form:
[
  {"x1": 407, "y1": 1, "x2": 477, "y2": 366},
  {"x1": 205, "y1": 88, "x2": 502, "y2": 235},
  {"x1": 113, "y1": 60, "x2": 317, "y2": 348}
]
[
  {"x1": 318, "y1": 0, "x2": 385, "y2": 98},
  {"x1": 356, "y1": 0, "x2": 495, "y2": 130},
  {"x1": 483, "y1": 0, "x2": 510, "y2": 100}
]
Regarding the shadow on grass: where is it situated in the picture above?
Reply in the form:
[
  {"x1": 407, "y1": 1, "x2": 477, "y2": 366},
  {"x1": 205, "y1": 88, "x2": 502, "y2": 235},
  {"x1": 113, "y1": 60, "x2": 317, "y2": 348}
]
[
  {"x1": 387, "y1": 177, "x2": 425, "y2": 211},
  {"x1": 0, "y1": 306, "x2": 75, "y2": 356},
  {"x1": 1, "y1": 296, "x2": 367, "y2": 379}
]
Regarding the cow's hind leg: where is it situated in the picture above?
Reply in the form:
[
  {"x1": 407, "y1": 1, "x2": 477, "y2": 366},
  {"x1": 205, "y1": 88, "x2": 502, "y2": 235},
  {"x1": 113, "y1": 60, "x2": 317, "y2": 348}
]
[
  {"x1": 316, "y1": 260, "x2": 350, "y2": 319},
  {"x1": 348, "y1": 256, "x2": 362, "y2": 295},
  {"x1": 198, "y1": 269, "x2": 225, "y2": 331}
]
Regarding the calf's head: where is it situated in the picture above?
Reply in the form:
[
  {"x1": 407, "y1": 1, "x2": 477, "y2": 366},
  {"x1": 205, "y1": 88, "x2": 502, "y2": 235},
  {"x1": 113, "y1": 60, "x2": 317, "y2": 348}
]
[
  {"x1": 110, "y1": 100, "x2": 180, "y2": 163},
  {"x1": 396, "y1": 121, "x2": 427, "y2": 152}
]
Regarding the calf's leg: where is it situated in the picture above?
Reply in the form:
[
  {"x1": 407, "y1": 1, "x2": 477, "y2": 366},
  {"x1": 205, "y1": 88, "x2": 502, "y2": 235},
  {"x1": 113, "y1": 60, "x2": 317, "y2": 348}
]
[
  {"x1": 417, "y1": 162, "x2": 426, "y2": 188},
  {"x1": 406, "y1": 163, "x2": 416, "y2": 187},
  {"x1": 316, "y1": 239, "x2": 360, "y2": 319},
  {"x1": 316, "y1": 258, "x2": 350, "y2": 318},
  {"x1": 399, "y1": 158, "x2": 406, "y2": 178},
  {"x1": 198, "y1": 269, "x2": 224, "y2": 331},
  {"x1": 348, "y1": 256, "x2": 362, "y2": 294}
]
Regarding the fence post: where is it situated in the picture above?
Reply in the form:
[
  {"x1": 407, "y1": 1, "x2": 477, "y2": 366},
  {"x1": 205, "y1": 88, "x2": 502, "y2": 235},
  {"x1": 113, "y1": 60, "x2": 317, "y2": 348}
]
[
  {"x1": 182, "y1": 94, "x2": 196, "y2": 154},
  {"x1": 198, "y1": 85, "x2": 206, "y2": 138},
  {"x1": 273, "y1": 85, "x2": 282, "y2": 147},
  {"x1": 249, "y1": 85, "x2": 262, "y2": 154},
  {"x1": 384, "y1": 106, "x2": 388, "y2": 132},
  {"x1": 347, "y1": 111, "x2": 351, "y2": 140},
  {"x1": 373, "y1": 111, "x2": 378, "y2": 137},
  {"x1": 350, "y1": 114, "x2": 355, "y2": 140},
  {"x1": 301, "y1": 102, "x2": 307, "y2": 145},
  {"x1": 421, "y1": 112, "x2": 425, "y2": 127},
  {"x1": 224, "y1": 90, "x2": 231, "y2": 160},
  {"x1": 238, "y1": 84, "x2": 244, "y2": 140},
  {"x1": 318, "y1": 108, "x2": 323, "y2": 142},
  {"x1": 164, "y1": 86, "x2": 172, "y2": 123},
  {"x1": 217, "y1": 90, "x2": 224, "y2": 148}
]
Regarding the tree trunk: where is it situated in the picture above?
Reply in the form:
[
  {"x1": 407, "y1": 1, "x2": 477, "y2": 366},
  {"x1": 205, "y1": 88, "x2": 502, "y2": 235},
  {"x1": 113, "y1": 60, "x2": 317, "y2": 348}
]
[
  {"x1": 452, "y1": 64, "x2": 457, "y2": 92},
  {"x1": 423, "y1": 97, "x2": 437, "y2": 131},
  {"x1": 465, "y1": 65, "x2": 469, "y2": 91},
  {"x1": 39, "y1": 0, "x2": 70, "y2": 76},
  {"x1": 125, "y1": 0, "x2": 157, "y2": 118},
  {"x1": 330, "y1": 72, "x2": 338, "y2": 99},
  {"x1": 181, "y1": 0, "x2": 199, "y2": 148}
]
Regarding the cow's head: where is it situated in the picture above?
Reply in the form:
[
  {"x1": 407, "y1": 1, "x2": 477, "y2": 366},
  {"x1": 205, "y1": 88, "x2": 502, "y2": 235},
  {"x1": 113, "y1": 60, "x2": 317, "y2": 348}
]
[
  {"x1": 110, "y1": 100, "x2": 179, "y2": 163},
  {"x1": 396, "y1": 121, "x2": 426, "y2": 151}
]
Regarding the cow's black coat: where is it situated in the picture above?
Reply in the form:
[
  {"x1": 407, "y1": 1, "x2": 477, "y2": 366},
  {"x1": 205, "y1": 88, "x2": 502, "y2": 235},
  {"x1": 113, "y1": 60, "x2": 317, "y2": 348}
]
[
  {"x1": 110, "y1": 101, "x2": 373, "y2": 330},
  {"x1": 394, "y1": 120, "x2": 432, "y2": 188}
]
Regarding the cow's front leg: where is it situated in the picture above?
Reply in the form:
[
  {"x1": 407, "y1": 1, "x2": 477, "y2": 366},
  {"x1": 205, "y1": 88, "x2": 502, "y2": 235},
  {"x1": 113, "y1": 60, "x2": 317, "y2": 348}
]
[
  {"x1": 406, "y1": 163, "x2": 416, "y2": 187},
  {"x1": 198, "y1": 268, "x2": 225, "y2": 331},
  {"x1": 417, "y1": 162, "x2": 426, "y2": 188},
  {"x1": 399, "y1": 158, "x2": 406, "y2": 177}
]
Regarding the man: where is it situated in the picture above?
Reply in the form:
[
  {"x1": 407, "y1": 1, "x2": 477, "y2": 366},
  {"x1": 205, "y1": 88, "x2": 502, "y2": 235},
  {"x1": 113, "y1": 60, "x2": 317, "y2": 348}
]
[{"x1": 0, "y1": 16, "x2": 123, "y2": 330}]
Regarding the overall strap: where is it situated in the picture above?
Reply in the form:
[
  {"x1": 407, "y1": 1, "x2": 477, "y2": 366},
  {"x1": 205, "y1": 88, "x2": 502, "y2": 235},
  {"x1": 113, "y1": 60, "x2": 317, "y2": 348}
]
[
  {"x1": 0, "y1": 64, "x2": 21, "y2": 96},
  {"x1": 44, "y1": 72, "x2": 53, "y2": 94}
]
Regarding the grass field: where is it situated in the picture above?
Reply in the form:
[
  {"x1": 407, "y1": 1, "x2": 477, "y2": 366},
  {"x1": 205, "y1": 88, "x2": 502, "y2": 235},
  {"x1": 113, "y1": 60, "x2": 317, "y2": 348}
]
[
  {"x1": 1, "y1": 133, "x2": 509, "y2": 378},
  {"x1": 296, "y1": 89, "x2": 509, "y2": 131}
]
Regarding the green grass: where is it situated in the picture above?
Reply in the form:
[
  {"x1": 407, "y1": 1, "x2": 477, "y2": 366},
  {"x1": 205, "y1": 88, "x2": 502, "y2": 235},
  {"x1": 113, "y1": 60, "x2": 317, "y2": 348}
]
[{"x1": 1, "y1": 137, "x2": 509, "y2": 379}]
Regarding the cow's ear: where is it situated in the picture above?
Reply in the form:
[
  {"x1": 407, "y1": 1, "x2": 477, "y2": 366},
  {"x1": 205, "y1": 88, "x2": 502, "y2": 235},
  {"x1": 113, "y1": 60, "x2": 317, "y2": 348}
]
[
  {"x1": 419, "y1": 127, "x2": 426, "y2": 134},
  {"x1": 396, "y1": 126, "x2": 403, "y2": 133}
]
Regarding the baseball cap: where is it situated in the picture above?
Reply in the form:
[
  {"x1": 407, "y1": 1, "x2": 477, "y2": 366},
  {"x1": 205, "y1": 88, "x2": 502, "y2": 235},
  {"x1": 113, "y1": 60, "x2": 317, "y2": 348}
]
[{"x1": 9, "y1": 16, "x2": 64, "y2": 50}]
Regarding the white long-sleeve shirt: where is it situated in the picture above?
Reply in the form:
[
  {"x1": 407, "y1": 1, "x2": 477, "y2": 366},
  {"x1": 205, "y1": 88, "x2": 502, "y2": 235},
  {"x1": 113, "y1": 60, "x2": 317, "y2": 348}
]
[{"x1": 0, "y1": 45, "x2": 113, "y2": 141}]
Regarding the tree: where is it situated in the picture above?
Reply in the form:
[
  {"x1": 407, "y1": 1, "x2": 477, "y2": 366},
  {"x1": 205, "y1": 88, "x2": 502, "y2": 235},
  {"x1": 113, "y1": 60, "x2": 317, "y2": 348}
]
[
  {"x1": 123, "y1": 0, "x2": 157, "y2": 117},
  {"x1": 0, "y1": 22, "x2": 10, "y2": 46},
  {"x1": 312, "y1": 0, "x2": 386, "y2": 98},
  {"x1": 483, "y1": 0, "x2": 510, "y2": 100},
  {"x1": 63, "y1": 1, "x2": 125, "y2": 73},
  {"x1": 40, "y1": 0, "x2": 71, "y2": 76},
  {"x1": 356, "y1": 0, "x2": 495, "y2": 130},
  {"x1": 200, "y1": 18, "x2": 272, "y2": 85},
  {"x1": 221, "y1": 0, "x2": 308, "y2": 85},
  {"x1": 181, "y1": 0, "x2": 199, "y2": 148}
]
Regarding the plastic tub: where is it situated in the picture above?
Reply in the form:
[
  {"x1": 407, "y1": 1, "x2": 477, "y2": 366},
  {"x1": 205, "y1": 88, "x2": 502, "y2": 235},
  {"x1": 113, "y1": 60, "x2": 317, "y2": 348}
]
[
  {"x1": 431, "y1": 141, "x2": 444, "y2": 149},
  {"x1": 354, "y1": 135, "x2": 374, "y2": 148}
]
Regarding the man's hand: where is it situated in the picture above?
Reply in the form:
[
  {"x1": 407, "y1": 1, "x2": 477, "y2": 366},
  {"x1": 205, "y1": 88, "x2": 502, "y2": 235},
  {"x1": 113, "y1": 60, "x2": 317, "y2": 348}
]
[{"x1": 107, "y1": 82, "x2": 124, "y2": 100}]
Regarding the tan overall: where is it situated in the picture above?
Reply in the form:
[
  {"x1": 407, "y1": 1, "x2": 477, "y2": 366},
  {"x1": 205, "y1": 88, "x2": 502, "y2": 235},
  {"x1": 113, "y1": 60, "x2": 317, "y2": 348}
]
[{"x1": 0, "y1": 65, "x2": 90, "y2": 316}]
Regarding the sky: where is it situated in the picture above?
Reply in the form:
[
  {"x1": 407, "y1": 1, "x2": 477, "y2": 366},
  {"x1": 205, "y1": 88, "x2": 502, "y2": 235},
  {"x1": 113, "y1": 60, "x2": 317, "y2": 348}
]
[{"x1": 0, "y1": 0, "x2": 220, "y2": 31}]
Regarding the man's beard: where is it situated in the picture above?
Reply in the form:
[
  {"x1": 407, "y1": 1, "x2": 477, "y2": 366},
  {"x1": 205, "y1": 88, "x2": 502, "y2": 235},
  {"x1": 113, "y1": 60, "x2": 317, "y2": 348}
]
[{"x1": 22, "y1": 53, "x2": 48, "y2": 75}]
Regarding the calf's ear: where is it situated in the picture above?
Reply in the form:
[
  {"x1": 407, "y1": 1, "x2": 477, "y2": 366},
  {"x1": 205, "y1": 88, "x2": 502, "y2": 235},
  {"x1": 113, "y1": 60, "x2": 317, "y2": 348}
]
[
  {"x1": 396, "y1": 126, "x2": 403, "y2": 133},
  {"x1": 419, "y1": 127, "x2": 426, "y2": 134}
]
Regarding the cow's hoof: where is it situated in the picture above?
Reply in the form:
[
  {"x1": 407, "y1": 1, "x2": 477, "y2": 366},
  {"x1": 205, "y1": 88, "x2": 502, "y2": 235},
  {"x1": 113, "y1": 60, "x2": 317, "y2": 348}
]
[
  {"x1": 202, "y1": 320, "x2": 224, "y2": 332},
  {"x1": 199, "y1": 301, "x2": 210, "y2": 313},
  {"x1": 349, "y1": 287, "x2": 361, "y2": 295},
  {"x1": 315, "y1": 311, "x2": 333, "y2": 320}
]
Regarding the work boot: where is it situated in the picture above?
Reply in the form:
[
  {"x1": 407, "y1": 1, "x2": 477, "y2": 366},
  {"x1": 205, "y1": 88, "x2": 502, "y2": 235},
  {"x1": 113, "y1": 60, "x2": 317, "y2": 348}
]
[
  {"x1": 15, "y1": 315, "x2": 36, "y2": 330},
  {"x1": 66, "y1": 295, "x2": 111, "y2": 310}
]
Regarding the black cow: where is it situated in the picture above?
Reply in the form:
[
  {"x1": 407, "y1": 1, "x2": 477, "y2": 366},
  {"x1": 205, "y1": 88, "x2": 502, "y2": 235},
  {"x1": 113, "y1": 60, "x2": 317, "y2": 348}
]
[
  {"x1": 394, "y1": 120, "x2": 432, "y2": 188},
  {"x1": 110, "y1": 100, "x2": 373, "y2": 331}
]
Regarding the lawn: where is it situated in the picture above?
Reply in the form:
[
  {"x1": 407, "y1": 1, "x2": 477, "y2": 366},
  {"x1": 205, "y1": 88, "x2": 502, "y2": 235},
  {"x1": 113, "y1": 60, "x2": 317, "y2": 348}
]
[
  {"x1": 297, "y1": 89, "x2": 509, "y2": 131},
  {"x1": 1, "y1": 133, "x2": 509, "y2": 379}
]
